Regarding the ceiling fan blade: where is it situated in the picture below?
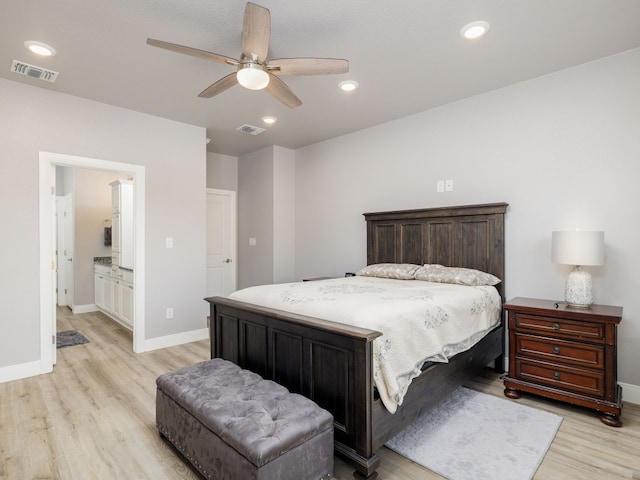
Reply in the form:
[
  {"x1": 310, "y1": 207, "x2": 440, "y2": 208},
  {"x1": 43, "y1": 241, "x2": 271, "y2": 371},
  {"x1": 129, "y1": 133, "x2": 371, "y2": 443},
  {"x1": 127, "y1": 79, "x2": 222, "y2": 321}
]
[
  {"x1": 147, "y1": 38, "x2": 238, "y2": 66},
  {"x1": 242, "y1": 2, "x2": 270, "y2": 62},
  {"x1": 267, "y1": 58, "x2": 349, "y2": 76},
  {"x1": 265, "y1": 74, "x2": 302, "y2": 109},
  {"x1": 198, "y1": 73, "x2": 238, "y2": 98}
]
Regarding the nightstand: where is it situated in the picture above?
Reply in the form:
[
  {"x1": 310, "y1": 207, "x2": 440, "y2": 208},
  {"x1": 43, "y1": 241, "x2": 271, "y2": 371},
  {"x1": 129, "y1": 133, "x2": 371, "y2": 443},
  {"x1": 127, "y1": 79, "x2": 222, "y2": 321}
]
[{"x1": 503, "y1": 297, "x2": 623, "y2": 427}]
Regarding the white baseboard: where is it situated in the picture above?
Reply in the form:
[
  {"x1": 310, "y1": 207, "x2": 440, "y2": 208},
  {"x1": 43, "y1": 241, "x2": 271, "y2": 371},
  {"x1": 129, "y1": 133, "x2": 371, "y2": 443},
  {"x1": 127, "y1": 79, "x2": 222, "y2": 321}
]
[
  {"x1": 72, "y1": 304, "x2": 98, "y2": 314},
  {"x1": 621, "y1": 382, "x2": 640, "y2": 406},
  {"x1": 143, "y1": 328, "x2": 209, "y2": 352},
  {"x1": 2, "y1": 328, "x2": 209, "y2": 383},
  {"x1": 0, "y1": 359, "x2": 51, "y2": 384}
]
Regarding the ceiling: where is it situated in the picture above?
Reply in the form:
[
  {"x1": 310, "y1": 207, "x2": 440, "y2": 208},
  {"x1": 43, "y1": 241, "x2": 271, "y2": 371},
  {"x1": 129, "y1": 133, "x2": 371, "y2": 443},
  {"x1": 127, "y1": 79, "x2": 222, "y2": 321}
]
[{"x1": 3, "y1": 1, "x2": 640, "y2": 157}]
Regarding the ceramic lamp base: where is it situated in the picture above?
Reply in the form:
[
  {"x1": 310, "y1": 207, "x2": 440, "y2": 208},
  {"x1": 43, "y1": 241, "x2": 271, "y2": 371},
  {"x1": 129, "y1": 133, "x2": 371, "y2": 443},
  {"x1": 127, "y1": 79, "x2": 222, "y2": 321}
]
[{"x1": 565, "y1": 266, "x2": 593, "y2": 308}]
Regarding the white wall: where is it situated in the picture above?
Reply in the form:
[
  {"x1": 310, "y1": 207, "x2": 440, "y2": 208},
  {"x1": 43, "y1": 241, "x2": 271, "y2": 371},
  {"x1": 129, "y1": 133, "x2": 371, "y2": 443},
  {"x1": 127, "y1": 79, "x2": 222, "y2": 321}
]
[
  {"x1": 238, "y1": 147, "x2": 275, "y2": 288},
  {"x1": 207, "y1": 152, "x2": 238, "y2": 191},
  {"x1": 0, "y1": 78, "x2": 207, "y2": 375},
  {"x1": 273, "y1": 146, "x2": 296, "y2": 284},
  {"x1": 237, "y1": 146, "x2": 296, "y2": 289},
  {"x1": 294, "y1": 48, "x2": 640, "y2": 388}
]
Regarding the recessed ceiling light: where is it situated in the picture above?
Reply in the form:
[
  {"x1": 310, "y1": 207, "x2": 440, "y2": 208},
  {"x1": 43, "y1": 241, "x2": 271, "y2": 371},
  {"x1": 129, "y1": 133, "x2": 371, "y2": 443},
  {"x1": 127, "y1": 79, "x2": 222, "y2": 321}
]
[
  {"x1": 460, "y1": 21, "x2": 490, "y2": 40},
  {"x1": 339, "y1": 80, "x2": 358, "y2": 92},
  {"x1": 261, "y1": 116, "x2": 277, "y2": 125},
  {"x1": 24, "y1": 40, "x2": 56, "y2": 57}
]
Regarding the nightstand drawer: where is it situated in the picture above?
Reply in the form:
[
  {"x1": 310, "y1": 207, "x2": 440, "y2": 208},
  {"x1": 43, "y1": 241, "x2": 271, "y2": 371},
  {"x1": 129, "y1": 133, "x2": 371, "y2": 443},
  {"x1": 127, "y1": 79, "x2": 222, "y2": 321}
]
[
  {"x1": 514, "y1": 358, "x2": 605, "y2": 398},
  {"x1": 513, "y1": 313, "x2": 605, "y2": 343},
  {"x1": 515, "y1": 334, "x2": 605, "y2": 369}
]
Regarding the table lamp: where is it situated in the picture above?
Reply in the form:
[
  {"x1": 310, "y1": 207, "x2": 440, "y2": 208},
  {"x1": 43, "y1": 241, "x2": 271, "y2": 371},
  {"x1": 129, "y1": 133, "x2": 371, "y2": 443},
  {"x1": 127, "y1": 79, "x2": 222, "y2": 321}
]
[{"x1": 551, "y1": 230, "x2": 604, "y2": 308}]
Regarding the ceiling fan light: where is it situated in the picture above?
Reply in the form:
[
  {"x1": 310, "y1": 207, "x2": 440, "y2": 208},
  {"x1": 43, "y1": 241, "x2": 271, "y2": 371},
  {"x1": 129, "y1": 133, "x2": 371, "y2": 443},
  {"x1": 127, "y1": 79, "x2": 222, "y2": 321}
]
[{"x1": 237, "y1": 64, "x2": 270, "y2": 90}]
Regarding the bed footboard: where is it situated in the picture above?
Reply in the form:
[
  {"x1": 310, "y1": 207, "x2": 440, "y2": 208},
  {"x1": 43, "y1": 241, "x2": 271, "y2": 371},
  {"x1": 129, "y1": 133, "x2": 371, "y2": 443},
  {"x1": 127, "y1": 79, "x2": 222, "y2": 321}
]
[{"x1": 207, "y1": 296, "x2": 383, "y2": 478}]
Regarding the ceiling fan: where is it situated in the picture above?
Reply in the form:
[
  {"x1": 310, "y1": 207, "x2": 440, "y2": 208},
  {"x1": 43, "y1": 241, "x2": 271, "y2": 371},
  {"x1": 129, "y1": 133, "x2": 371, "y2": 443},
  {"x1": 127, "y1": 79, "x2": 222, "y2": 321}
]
[{"x1": 147, "y1": 2, "x2": 349, "y2": 108}]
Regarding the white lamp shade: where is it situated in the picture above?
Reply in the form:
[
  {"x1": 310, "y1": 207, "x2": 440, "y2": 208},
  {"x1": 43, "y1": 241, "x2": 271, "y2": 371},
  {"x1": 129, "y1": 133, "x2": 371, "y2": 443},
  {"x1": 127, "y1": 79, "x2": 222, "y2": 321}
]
[
  {"x1": 551, "y1": 231, "x2": 604, "y2": 266},
  {"x1": 237, "y1": 64, "x2": 270, "y2": 90}
]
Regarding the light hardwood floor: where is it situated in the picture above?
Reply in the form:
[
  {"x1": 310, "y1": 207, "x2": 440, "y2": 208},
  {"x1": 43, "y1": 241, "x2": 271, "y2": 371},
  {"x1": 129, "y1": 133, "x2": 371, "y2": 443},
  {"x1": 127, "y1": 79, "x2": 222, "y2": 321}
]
[{"x1": 1, "y1": 307, "x2": 638, "y2": 479}]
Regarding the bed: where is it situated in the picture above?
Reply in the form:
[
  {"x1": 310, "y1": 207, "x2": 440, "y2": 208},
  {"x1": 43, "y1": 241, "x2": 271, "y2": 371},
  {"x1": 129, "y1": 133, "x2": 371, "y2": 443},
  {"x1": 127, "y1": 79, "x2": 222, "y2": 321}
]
[{"x1": 206, "y1": 202, "x2": 508, "y2": 479}]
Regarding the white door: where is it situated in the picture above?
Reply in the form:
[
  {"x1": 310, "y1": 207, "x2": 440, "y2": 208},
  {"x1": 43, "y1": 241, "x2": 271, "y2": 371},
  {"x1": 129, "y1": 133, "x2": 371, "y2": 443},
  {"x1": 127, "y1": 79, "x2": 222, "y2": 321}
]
[
  {"x1": 206, "y1": 189, "x2": 236, "y2": 298},
  {"x1": 63, "y1": 193, "x2": 74, "y2": 308},
  {"x1": 55, "y1": 196, "x2": 66, "y2": 306},
  {"x1": 50, "y1": 167, "x2": 58, "y2": 365},
  {"x1": 56, "y1": 193, "x2": 74, "y2": 307}
]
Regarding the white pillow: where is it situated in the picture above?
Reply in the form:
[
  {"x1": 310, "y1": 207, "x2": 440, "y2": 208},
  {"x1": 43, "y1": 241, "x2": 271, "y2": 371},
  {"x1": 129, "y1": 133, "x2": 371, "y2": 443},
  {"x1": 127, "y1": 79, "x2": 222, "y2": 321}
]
[
  {"x1": 414, "y1": 264, "x2": 501, "y2": 286},
  {"x1": 356, "y1": 263, "x2": 420, "y2": 280}
]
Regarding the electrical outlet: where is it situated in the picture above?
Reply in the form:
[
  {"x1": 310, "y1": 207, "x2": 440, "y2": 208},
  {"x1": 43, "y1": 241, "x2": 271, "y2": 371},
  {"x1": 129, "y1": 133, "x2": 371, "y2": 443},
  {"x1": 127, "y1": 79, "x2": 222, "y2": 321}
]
[
  {"x1": 437, "y1": 180, "x2": 445, "y2": 193},
  {"x1": 445, "y1": 179, "x2": 454, "y2": 192},
  {"x1": 165, "y1": 237, "x2": 174, "y2": 248},
  {"x1": 166, "y1": 307, "x2": 174, "y2": 319}
]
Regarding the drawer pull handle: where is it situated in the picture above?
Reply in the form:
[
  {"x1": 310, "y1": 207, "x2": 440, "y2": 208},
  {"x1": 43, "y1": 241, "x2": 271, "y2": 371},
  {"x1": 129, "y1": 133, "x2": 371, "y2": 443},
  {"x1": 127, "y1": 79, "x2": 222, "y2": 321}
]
[
  {"x1": 553, "y1": 322, "x2": 560, "y2": 330},
  {"x1": 553, "y1": 371, "x2": 560, "y2": 379},
  {"x1": 553, "y1": 346, "x2": 560, "y2": 354}
]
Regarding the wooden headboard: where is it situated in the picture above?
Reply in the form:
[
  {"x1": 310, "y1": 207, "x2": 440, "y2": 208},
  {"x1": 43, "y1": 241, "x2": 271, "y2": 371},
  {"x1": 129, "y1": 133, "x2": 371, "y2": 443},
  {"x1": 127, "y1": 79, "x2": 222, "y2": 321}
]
[{"x1": 364, "y1": 202, "x2": 508, "y2": 298}]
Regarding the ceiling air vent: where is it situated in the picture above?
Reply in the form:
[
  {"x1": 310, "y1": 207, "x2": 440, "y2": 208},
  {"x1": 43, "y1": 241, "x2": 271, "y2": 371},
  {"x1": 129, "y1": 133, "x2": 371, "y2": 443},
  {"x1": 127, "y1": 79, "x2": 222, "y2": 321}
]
[
  {"x1": 236, "y1": 124, "x2": 265, "y2": 136},
  {"x1": 11, "y1": 60, "x2": 59, "y2": 83}
]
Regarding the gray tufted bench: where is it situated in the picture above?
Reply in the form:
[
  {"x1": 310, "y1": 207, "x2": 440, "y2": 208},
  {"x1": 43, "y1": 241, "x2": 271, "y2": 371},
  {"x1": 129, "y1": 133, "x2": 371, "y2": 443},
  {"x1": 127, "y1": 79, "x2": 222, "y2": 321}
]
[{"x1": 156, "y1": 358, "x2": 334, "y2": 480}]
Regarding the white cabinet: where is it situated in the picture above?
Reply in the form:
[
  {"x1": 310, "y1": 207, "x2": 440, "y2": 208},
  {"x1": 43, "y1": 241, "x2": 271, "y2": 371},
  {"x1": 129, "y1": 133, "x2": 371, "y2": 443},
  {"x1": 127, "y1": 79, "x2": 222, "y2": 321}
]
[
  {"x1": 110, "y1": 180, "x2": 133, "y2": 269},
  {"x1": 102, "y1": 275, "x2": 114, "y2": 313},
  {"x1": 112, "y1": 213, "x2": 120, "y2": 252},
  {"x1": 94, "y1": 264, "x2": 112, "y2": 312},
  {"x1": 113, "y1": 269, "x2": 133, "y2": 329},
  {"x1": 96, "y1": 180, "x2": 134, "y2": 331},
  {"x1": 94, "y1": 263, "x2": 133, "y2": 330},
  {"x1": 113, "y1": 278, "x2": 121, "y2": 317},
  {"x1": 95, "y1": 272, "x2": 105, "y2": 308},
  {"x1": 120, "y1": 280, "x2": 134, "y2": 326}
]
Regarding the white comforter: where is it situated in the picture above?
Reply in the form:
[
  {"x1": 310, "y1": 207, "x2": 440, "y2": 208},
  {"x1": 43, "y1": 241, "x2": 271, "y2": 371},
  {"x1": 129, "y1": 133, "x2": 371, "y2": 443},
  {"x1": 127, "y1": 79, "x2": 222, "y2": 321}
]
[{"x1": 229, "y1": 276, "x2": 501, "y2": 413}]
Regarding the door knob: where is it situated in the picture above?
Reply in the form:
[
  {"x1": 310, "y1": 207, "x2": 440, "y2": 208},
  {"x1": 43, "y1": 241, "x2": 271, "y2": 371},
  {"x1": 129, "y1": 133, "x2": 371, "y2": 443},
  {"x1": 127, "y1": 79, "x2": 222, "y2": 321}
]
[{"x1": 224, "y1": 258, "x2": 232, "y2": 263}]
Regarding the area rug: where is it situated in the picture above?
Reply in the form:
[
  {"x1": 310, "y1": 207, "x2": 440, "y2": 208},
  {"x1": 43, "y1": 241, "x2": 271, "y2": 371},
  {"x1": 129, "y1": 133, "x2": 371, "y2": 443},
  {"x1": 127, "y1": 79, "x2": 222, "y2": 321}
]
[
  {"x1": 386, "y1": 386, "x2": 562, "y2": 480},
  {"x1": 57, "y1": 330, "x2": 90, "y2": 348}
]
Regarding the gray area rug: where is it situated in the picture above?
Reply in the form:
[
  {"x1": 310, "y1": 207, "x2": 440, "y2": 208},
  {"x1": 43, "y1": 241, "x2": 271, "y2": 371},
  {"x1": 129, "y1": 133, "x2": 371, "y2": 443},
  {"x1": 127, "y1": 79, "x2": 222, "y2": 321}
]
[
  {"x1": 386, "y1": 386, "x2": 562, "y2": 480},
  {"x1": 57, "y1": 330, "x2": 90, "y2": 349}
]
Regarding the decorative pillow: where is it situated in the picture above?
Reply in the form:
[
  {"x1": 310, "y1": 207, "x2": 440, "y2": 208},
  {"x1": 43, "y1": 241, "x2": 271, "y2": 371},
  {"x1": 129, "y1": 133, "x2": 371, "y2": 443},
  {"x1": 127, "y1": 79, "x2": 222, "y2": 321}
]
[
  {"x1": 356, "y1": 263, "x2": 420, "y2": 280},
  {"x1": 414, "y1": 264, "x2": 501, "y2": 286}
]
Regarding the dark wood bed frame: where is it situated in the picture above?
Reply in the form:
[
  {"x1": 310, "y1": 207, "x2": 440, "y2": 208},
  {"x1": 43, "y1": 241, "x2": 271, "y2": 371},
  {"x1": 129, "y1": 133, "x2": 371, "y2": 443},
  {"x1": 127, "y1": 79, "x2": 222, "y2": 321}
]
[{"x1": 206, "y1": 202, "x2": 508, "y2": 479}]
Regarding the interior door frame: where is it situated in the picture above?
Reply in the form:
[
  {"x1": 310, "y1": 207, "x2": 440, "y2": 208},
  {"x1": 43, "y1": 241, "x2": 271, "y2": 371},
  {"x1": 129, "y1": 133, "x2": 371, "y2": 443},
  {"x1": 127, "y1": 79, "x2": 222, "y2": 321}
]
[
  {"x1": 206, "y1": 188, "x2": 237, "y2": 296},
  {"x1": 39, "y1": 151, "x2": 146, "y2": 373}
]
